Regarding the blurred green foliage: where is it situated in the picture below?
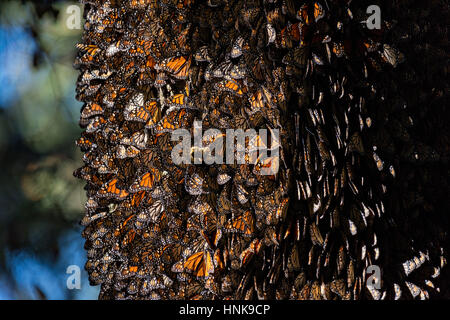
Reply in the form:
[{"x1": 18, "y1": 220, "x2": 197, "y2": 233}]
[{"x1": 0, "y1": 0, "x2": 98, "y2": 299}]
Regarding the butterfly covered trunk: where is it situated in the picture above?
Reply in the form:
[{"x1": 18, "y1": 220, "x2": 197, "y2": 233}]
[{"x1": 74, "y1": 0, "x2": 449, "y2": 300}]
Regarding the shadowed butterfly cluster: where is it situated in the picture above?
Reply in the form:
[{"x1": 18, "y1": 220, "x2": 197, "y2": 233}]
[{"x1": 75, "y1": 0, "x2": 449, "y2": 300}]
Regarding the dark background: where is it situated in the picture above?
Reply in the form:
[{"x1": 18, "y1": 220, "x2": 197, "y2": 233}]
[{"x1": 0, "y1": 0, "x2": 99, "y2": 299}]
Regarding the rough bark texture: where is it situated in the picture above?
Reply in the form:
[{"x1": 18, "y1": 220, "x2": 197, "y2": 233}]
[{"x1": 75, "y1": 0, "x2": 449, "y2": 299}]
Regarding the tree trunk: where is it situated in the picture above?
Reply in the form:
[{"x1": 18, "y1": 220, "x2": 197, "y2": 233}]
[{"x1": 75, "y1": 0, "x2": 449, "y2": 300}]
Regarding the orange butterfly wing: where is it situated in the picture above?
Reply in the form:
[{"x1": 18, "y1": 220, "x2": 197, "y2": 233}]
[
  {"x1": 98, "y1": 178, "x2": 129, "y2": 199},
  {"x1": 129, "y1": 169, "x2": 161, "y2": 193}
]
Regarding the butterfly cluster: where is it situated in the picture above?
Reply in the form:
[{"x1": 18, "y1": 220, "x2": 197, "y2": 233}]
[{"x1": 75, "y1": 0, "x2": 448, "y2": 300}]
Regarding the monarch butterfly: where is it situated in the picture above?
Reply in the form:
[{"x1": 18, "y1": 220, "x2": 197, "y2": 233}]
[
  {"x1": 198, "y1": 210, "x2": 218, "y2": 235},
  {"x1": 296, "y1": 4, "x2": 309, "y2": 24},
  {"x1": 146, "y1": 199, "x2": 165, "y2": 223},
  {"x1": 73, "y1": 165, "x2": 94, "y2": 183},
  {"x1": 105, "y1": 39, "x2": 129, "y2": 56},
  {"x1": 98, "y1": 178, "x2": 129, "y2": 200},
  {"x1": 253, "y1": 154, "x2": 279, "y2": 177},
  {"x1": 348, "y1": 132, "x2": 365, "y2": 154},
  {"x1": 135, "y1": 102, "x2": 162, "y2": 128},
  {"x1": 76, "y1": 43, "x2": 100, "y2": 56},
  {"x1": 212, "y1": 60, "x2": 233, "y2": 79},
  {"x1": 235, "y1": 184, "x2": 249, "y2": 204},
  {"x1": 380, "y1": 44, "x2": 404, "y2": 68},
  {"x1": 239, "y1": 239, "x2": 262, "y2": 267},
  {"x1": 185, "y1": 173, "x2": 204, "y2": 196},
  {"x1": 154, "y1": 108, "x2": 190, "y2": 132},
  {"x1": 167, "y1": 93, "x2": 191, "y2": 109},
  {"x1": 186, "y1": 213, "x2": 202, "y2": 232},
  {"x1": 266, "y1": 197, "x2": 289, "y2": 225},
  {"x1": 194, "y1": 131, "x2": 225, "y2": 159},
  {"x1": 282, "y1": 46, "x2": 308, "y2": 70},
  {"x1": 157, "y1": 55, "x2": 191, "y2": 79},
  {"x1": 113, "y1": 214, "x2": 135, "y2": 240},
  {"x1": 160, "y1": 241, "x2": 185, "y2": 265},
  {"x1": 102, "y1": 85, "x2": 127, "y2": 108},
  {"x1": 137, "y1": 66, "x2": 156, "y2": 86},
  {"x1": 129, "y1": 169, "x2": 161, "y2": 193},
  {"x1": 76, "y1": 136, "x2": 95, "y2": 151},
  {"x1": 81, "y1": 102, "x2": 104, "y2": 119},
  {"x1": 229, "y1": 62, "x2": 246, "y2": 80},
  {"x1": 129, "y1": 38, "x2": 153, "y2": 56},
  {"x1": 266, "y1": 23, "x2": 276, "y2": 45},
  {"x1": 85, "y1": 69, "x2": 113, "y2": 82},
  {"x1": 264, "y1": 6, "x2": 281, "y2": 25},
  {"x1": 330, "y1": 279, "x2": 346, "y2": 298},
  {"x1": 120, "y1": 227, "x2": 137, "y2": 247},
  {"x1": 230, "y1": 36, "x2": 247, "y2": 58},
  {"x1": 117, "y1": 264, "x2": 140, "y2": 281},
  {"x1": 136, "y1": 199, "x2": 163, "y2": 225},
  {"x1": 80, "y1": 211, "x2": 107, "y2": 227},
  {"x1": 172, "y1": 250, "x2": 214, "y2": 278},
  {"x1": 311, "y1": 53, "x2": 324, "y2": 66},
  {"x1": 213, "y1": 248, "x2": 225, "y2": 271},
  {"x1": 372, "y1": 152, "x2": 384, "y2": 171},
  {"x1": 314, "y1": 2, "x2": 325, "y2": 22},
  {"x1": 309, "y1": 222, "x2": 324, "y2": 246},
  {"x1": 75, "y1": 44, "x2": 102, "y2": 65},
  {"x1": 363, "y1": 40, "x2": 379, "y2": 53},
  {"x1": 217, "y1": 188, "x2": 231, "y2": 216},
  {"x1": 247, "y1": 85, "x2": 274, "y2": 114},
  {"x1": 154, "y1": 72, "x2": 167, "y2": 88},
  {"x1": 225, "y1": 210, "x2": 255, "y2": 237},
  {"x1": 280, "y1": 22, "x2": 301, "y2": 48},
  {"x1": 145, "y1": 101, "x2": 161, "y2": 129},
  {"x1": 178, "y1": 280, "x2": 206, "y2": 299},
  {"x1": 116, "y1": 145, "x2": 141, "y2": 159},
  {"x1": 217, "y1": 172, "x2": 231, "y2": 185},
  {"x1": 184, "y1": 229, "x2": 215, "y2": 257},
  {"x1": 152, "y1": 133, "x2": 173, "y2": 154},
  {"x1": 247, "y1": 90, "x2": 265, "y2": 115},
  {"x1": 83, "y1": 197, "x2": 99, "y2": 214},
  {"x1": 120, "y1": 130, "x2": 149, "y2": 149},
  {"x1": 194, "y1": 46, "x2": 211, "y2": 62},
  {"x1": 97, "y1": 154, "x2": 118, "y2": 174},
  {"x1": 332, "y1": 42, "x2": 345, "y2": 58},
  {"x1": 188, "y1": 198, "x2": 213, "y2": 216},
  {"x1": 96, "y1": 7, "x2": 124, "y2": 31},
  {"x1": 128, "y1": 190, "x2": 146, "y2": 209},
  {"x1": 214, "y1": 79, "x2": 246, "y2": 96},
  {"x1": 85, "y1": 116, "x2": 107, "y2": 133},
  {"x1": 148, "y1": 275, "x2": 171, "y2": 292},
  {"x1": 125, "y1": 92, "x2": 144, "y2": 109}
]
